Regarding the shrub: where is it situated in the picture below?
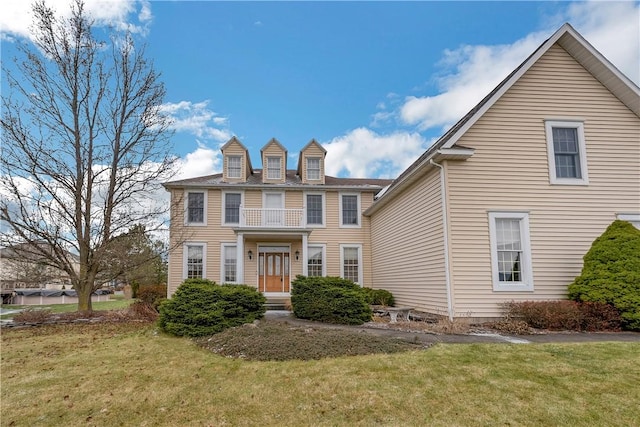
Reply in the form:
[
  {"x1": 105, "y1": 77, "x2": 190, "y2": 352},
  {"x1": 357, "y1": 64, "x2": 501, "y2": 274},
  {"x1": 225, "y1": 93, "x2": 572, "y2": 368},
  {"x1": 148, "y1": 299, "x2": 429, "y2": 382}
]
[
  {"x1": 158, "y1": 278, "x2": 266, "y2": 337},
  {"x1": 127, "y1": 301, "x2": 160, "y2": 321},
  {"x1": 137, "y1": 284, "x2": 167, "y2": 310},
  {"x1": 13, "y1": 307, "x2": 53, "y2": 323},
  {"x1": 361, "y1": 287, "x2": 395, "y2": 306},
  {"x1": 503, "y1": 300, "x2": 621, "y2": 331},
  {"x1": 568, "y1": 220, "x2": 640, "y2": 330},
  {"x1": 291, "y1": 275, "x2": 372, "y2": 325}
]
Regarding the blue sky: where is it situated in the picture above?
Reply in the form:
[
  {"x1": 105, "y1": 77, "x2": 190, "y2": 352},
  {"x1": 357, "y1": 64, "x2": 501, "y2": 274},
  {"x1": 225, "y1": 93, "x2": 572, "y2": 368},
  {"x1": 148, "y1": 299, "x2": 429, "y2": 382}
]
[{"x1": 2, "y1": 1, "x2": 639, "y2": 180}]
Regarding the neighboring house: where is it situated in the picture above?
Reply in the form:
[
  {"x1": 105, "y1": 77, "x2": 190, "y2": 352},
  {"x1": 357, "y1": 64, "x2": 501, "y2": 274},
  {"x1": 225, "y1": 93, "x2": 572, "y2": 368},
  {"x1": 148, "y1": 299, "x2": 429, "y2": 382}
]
[
  {"x1": 163, "y1": 137, "x2": 392, "y2": 299},
  {"x1": 165, "y1": 24, "x2": 639, "y2": 320},
  {"x1": 365, "y1": 23, "x2": 640, "y2": 319},
  {"x1": 0, "y1": 242, "x2": 79, "y2": 290}
]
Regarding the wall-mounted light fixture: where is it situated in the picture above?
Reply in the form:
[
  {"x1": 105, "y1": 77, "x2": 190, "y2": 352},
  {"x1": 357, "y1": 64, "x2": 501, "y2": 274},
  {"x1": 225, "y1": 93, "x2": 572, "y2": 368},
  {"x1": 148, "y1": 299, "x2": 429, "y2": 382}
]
[
  {"x1": 295, "y1": 250, "x2": 300, "y2": 261},
  {"x1": 248, "y1": 250, "x2": 253, "y2": 260}
]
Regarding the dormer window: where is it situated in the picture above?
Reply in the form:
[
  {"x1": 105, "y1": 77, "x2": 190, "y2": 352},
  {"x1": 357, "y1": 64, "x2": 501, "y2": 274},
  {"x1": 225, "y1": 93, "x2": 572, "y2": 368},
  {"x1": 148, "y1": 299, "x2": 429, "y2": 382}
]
[
  {"x1": 306, "y1": 157, "x2": 321, "y2": 181},
  {"x1": 267, "y1": 157, "x2": 281, "y2": 180},
  {"x1": 227, "y1": 156, "x2": 242, "y2": 179}
]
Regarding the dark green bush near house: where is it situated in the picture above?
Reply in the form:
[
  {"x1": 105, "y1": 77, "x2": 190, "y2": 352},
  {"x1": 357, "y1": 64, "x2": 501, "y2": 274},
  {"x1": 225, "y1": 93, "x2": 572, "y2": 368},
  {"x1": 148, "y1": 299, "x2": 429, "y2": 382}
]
[
  {"x1": 137, "y1": 284, "x2": 167, "y2": 310},
  {"x1": 158, "y1": 278, "x2": 266, "y2": 337},
  {"x1": 291, "y1": 275, "x2": 372, "y2": 325},
  {"x1": 503, "y1": 300, "x2": 622, "y2": 331},
  {"x1": 362, "y1": 287, "x2": 395, "y2": 306},
  {"x1": 568, "y1": 220, "x2": 640, "y2": 330}
]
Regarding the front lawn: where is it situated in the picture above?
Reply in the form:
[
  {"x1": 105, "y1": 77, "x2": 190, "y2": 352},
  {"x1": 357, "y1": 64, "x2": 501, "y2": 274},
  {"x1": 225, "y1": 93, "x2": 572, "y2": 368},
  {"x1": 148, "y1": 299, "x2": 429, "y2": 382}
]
[
  {"x1": 2, "y1": 322, "x2": 639, "y2": 426},
  {"x1": 0, "y1": 299, "x2": 133, "y2": 319}
]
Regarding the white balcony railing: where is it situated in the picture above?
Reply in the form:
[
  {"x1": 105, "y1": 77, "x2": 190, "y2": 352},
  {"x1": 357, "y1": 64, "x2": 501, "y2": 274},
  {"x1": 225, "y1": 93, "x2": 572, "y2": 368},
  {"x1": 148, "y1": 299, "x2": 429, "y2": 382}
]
[{"x1": 241, "y1": 208, "x2": 305, "y2": 228}]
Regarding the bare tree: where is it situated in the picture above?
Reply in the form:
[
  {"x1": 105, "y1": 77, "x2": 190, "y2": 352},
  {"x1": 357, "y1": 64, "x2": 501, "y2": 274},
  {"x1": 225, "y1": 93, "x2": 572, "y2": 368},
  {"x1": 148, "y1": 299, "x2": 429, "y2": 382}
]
[{"x1": 1, "y1": 0, "x2": 175, "y2": 311}]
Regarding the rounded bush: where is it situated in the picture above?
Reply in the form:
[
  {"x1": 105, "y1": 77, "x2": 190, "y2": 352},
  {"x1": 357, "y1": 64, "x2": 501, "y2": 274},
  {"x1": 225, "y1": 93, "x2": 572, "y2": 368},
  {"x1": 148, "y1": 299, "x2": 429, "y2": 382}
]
[
  {"x1": 362, "y1": 287, "x2": 395, "y2": 306},
  {"x1": 568, "y1": 220, "x2": 640, "y2": 330},
  {"x1": 291, "y1": 275, "x2": 372, "y2": 325},
  {"x1": 158, "y1": 278, "x2": 266, "y2": 337}
]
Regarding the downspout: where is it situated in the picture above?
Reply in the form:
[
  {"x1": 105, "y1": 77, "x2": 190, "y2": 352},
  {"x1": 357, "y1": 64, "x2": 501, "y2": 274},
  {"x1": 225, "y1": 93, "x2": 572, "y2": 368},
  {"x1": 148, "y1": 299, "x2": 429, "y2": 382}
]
[{"x1": 429, "y1": 159, "x2": 454, "y2": 321}]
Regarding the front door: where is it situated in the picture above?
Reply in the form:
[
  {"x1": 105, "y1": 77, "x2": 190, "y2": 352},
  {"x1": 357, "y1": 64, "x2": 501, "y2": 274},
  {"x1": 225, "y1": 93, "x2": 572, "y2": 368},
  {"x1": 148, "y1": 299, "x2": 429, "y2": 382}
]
[{"x1": 259, "y1": 251, "x2": 290, "y2": 293}]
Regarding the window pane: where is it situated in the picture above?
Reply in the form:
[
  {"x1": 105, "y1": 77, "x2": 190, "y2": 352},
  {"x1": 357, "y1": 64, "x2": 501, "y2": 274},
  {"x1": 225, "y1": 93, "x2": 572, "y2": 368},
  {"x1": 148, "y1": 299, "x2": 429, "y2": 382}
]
[
  {"x1": 224, "y1": 246, "x2": 236, "y2": 282},
  {"x1": 187, "y1": 192, "x2": 204, "y2": 223},
  {"x1": 553, "y1": 127, "x2": 581, "y2": 178},
  {"x1": 187, "y1": 245, "x2": 203, "y2": 279},
  {"x1": 267, "y1": 157, "x2": 281, "y2": 179},
  {"x1": 308, "y1": 247, "x2": 323, "y2": 277},
  {"x1": 227, "y1": 156, "x2": 242, "y2": 178},
  {"x1": 343, "y1": 247, "x2": 359, "y2": 283},
  {"x1": 307, "y1": 158, "x2": 320, "y2": 180},
  {"x1": 306, "y1": 194, "x2": 323, "y2": 225},
  {"x1": 342, "y1": 195, "x2": 358, "y2": 225},
  {"x1": 225, "y1": 193, "x2": 241, "y2": 223},
  {"x1": 496, "y1": 219, "x2": 523, "y2": 283}
]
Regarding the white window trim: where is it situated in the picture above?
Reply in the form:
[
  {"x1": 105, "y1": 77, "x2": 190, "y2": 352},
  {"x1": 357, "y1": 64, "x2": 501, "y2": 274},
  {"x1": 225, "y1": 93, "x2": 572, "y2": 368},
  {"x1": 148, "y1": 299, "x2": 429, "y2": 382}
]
[
  {"x1": 339, "y1": 243, "x2": 363, "y2": 286},
  {"x1": 306, "y1": 157, "x2": 321, "y2": 181},
  {"x1": 617, "y1": 213, "x2": 640, "y2": 229},
  {"x1": 307, "y1": 244, "x2": 326, "y2": 277},
  {"x1": 183, "y1": 242, "x2": 206, "y2": 280},
  {"x1": 266, "y1": 156, "x2": 282, "y2": 180},
  {"x1": 226, "y1": 155, "x2": 242, "y2": 179},
  {"x1": 304, "y1": 192, "x2": 326, "y2": 228},
  {"x1": 184, "y1": 190, "x2": 207, "y2": 226},
  {"x1": 488, "y1": 211, "x2": 534, "y2": 292},
  {"x1": 221, "y1": 190, "x2": 244, "y2": 226},
  {"x1": 339, "y1": 193, "x2": 361, "y2": 228},
  {"x1": 262, "y1": 191, "x2": 285, "y2": 208},
  {"x1": 545, "y1": 120, "x2": 589, "y2": 186},
  {"x1": 220, "y1": 243, "x2": 238, "y2": 284}
]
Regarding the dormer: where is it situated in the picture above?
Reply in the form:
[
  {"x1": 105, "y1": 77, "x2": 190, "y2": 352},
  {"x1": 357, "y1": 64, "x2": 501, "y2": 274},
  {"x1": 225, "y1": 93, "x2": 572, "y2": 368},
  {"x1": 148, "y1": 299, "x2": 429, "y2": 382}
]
[
  {"x1": 260, "y1": 138, "x2": 287, "y2": 184},
  {"x1": 297, "y1": 139, "x2": 327, "y2": 184},
  {"x1": 221, "y1": 137, "x2": 253, "y2": 183}
]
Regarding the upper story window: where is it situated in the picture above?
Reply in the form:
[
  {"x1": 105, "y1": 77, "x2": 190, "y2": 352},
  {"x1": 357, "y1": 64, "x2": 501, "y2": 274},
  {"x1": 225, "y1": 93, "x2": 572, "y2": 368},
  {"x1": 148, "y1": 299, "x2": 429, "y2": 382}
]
[
  {"x1": 306, "y1": 193, "x2": 324, "y2": 226},
  {"x1": 545, "y1": 120, "x2": 589, "y2": 185},
  {"x1": 306, "y1": 157, "x2": 321, "y2": 181},
  {"x1": 267, "y1": 157, "x2": 281, "y2": 180},
  {"x1": 223, "y1": 192, "x2": 242, "y2": 225},
  {"x1": 186, "y1": 191, "x2": 206, "y2": 225},
  {"x1": 227, "y1": 155, "x2": 242, "y2": 179},
  {"x1": 340, "y1": 194, "x2": 360, "y2": 227},
  {"x1": 488, "y1": 211, "x2": 534, "y2": 292}
]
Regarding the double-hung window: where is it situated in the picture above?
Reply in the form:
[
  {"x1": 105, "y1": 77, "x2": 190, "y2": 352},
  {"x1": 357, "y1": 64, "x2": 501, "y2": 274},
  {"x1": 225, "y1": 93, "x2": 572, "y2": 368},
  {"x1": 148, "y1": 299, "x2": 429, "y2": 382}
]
[
  {"x1": 340, "y1": 194, "x2": 360, "y2": 227},
  {"x1": 227, "y1": 156, "x2": 242, "y2": 179},
  {"x1": 340, "y1": 244, "x2": 362, "y2": 285},
  {"x1": 307, "y1": 245, "x2": 325, "y2": 277},
  {"x1": 186, "y1": 191, "x2": 206, "y2": 225},
  {"x1": 184, "y1": 243, "x2": 206, "y2": 279},
  {"x1": 545, "y1": 120, "x2": 588, "y2": 185},
  {"x1": 306, "y1": 157, "x2": 321, "y2": 181},
  {"x1": 267, "y1": 157, "x2": 281, "y2": 180},
  {"x1": 224, "y1": 192, "x2": 242, "y2": 225},
  {"x1": 222, "y1": 244, "x2": 237, "y2": 283},
  {"x1": 306, "y1": 194, "x2": 324, "y2": 226},
  {"x1": 488, "y1": 212, "x2": 534, "y2": 291}
]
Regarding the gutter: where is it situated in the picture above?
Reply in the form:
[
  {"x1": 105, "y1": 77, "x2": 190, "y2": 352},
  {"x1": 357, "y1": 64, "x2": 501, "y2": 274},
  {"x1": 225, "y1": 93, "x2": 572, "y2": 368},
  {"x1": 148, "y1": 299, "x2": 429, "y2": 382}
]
[{"x1": 429, "y1": 159, "x2": 454, "y2": 321}]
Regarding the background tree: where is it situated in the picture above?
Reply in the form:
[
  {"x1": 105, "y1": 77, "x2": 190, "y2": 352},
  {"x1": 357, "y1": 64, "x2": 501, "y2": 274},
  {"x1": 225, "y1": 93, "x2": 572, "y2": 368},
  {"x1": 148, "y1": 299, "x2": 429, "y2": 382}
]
[{"x1": 1, "y1": 0, "x2": 175, "y2": 311}]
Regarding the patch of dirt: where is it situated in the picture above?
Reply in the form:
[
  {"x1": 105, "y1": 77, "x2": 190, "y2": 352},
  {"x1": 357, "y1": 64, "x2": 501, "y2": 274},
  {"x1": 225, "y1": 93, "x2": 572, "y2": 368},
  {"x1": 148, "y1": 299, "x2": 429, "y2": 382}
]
[{"x1": 195, "y1": 320, "x2": 428, "y2": 361}]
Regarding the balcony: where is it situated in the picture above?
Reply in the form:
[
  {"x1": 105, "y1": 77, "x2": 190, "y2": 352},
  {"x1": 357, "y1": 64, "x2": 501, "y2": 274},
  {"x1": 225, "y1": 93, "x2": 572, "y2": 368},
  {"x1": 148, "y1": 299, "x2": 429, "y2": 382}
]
[{"x1": 240, "y1": 208, "x2": 306, "y2": 228}]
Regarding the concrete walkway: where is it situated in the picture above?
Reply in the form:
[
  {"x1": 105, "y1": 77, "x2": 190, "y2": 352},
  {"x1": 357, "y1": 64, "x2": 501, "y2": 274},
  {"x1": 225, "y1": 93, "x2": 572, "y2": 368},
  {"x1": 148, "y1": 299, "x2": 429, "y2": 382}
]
[{"x1": 264, "y1": 310, "x2": 640, "y2": 345}]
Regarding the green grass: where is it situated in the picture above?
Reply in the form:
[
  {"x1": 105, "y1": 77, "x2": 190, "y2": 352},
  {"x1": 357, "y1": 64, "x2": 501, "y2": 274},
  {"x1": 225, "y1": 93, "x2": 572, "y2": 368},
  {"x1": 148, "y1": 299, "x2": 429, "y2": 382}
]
[
  {"x1": 0, "y1": 299, "x2": 133, "y2": 319},
  {"x1": 2, "y1": 322, "x2": 639, "y2": 426}
]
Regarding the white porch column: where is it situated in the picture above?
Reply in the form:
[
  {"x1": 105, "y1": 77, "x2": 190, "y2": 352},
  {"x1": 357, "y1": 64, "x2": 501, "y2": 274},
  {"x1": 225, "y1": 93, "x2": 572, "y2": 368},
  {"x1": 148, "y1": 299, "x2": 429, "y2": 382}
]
[
  {"x1": 302, "y1": 233, "x2": 308, "y2": 276},
  {"x1": 236, "y1": 233, "x2": 244, "y2": 283}
]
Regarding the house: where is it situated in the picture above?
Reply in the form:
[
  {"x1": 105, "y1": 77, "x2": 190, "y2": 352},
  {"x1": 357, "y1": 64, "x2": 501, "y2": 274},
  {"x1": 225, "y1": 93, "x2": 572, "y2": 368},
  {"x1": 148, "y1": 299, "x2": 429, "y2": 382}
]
[
  {"x1": 365, "y1": 23, "x2": 640, "y2": 320},
  {"x1": 164, "y1": 24, "x2": 639, "y2": 320},
  {"x1": 163, "y1": 137, "x2": 392, "y2": 301}
]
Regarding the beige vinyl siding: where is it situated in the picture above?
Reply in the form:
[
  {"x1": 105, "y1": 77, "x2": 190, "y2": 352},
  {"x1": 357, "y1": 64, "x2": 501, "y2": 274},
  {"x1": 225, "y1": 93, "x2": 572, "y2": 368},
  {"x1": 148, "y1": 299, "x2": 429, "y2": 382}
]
[
  {"x1": 445, "y1": 44, "x2": 640, "y2": 317},
  {"x1": 261, "y1": 143, "x2": 286, "y2": 184},
  {"x1": 222, "y1": 141, "x2": 248, "y2": 183},
  {"x1": 370, "y1": 168, "x2": 448, "y2": 313},
  {"x1": 300, "y1": 144, "x2": 326, "y2": 184}
]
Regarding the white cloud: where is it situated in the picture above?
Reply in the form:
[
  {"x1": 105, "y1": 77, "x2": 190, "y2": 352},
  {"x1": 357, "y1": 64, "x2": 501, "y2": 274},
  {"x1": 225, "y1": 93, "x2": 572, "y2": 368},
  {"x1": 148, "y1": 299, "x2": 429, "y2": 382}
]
[
  {"x1": 173, "y1": 145, "x2": 222, "y2": 180},
  {"x1": 0, "y1": 0, "x2": 152, "y2": 40},
  {"x1": 160, "y1": 100, "x2": 232, "y2": 143},
  {"x1": 399, "y1": 1, "x2": 639, "y2": 133},
  {"x1": 323, "y1": 128, "x2": 427, "y2": 178}
]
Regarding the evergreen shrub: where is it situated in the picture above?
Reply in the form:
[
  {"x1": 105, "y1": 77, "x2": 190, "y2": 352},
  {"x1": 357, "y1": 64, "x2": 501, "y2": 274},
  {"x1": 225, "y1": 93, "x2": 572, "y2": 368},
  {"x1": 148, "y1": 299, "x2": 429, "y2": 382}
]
[
  {"x1": 362, "y1": 287, "x2": 395, "y2": 306},
  {"x1": 568, "y1": 220, "x2": 640, "y2": 330},
  {"x1": 158, "y1": 278, "x2": 266, "y2": 337},
  {"x1": 291, "y1": 275, "x2": 372, "y2": 325}
]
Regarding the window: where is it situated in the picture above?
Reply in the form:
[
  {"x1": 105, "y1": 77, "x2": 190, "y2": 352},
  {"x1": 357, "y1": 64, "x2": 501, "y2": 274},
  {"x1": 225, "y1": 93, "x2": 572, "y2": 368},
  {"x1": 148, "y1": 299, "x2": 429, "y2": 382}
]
[
  {"x1": 340, "y1": 244, "x2": 362, "y2": 284},
  {"x1": 340, "y1": 194, "x2": 360, "y2": 227},
  {"x1": 223, "y1": 192, "x2": 242, "y2": 224},
  {"x1": 222, "y1": 244, "x2": 237, "y2": 283},
  {"x1": 306, "y1": 157, "x2": 321, "y2": 181},
  {"x1": 227, "y1": 156, "x2": 242, "y2": 179},
  {"x1": 488, "y1": 212, "x2": 534, "y2": 291},
  {"x1": 267, "y1": 156, "x2": 281, "y2": 180},
  {"x1": 307, "y1": 245, "x2": 325, "y2": 277},
  {"x1": 545, "y1": 120, "x2": 588, "y2": 185},
  {"x1": 184, "y1": 243, "x2": 205, "y2": 279},
  {"x1": 306, "y1": 194, "x2": 324, "y2": 226},
  {"x1": 185, "y1": 191, "x2": 205, "y2": 224}
]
